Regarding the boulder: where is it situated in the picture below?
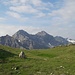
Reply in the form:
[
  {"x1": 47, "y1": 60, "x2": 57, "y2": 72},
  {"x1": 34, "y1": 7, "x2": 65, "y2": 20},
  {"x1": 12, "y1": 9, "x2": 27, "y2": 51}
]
[{"x1": 19, "y1": 51, "x2": 26, "y2": 58}]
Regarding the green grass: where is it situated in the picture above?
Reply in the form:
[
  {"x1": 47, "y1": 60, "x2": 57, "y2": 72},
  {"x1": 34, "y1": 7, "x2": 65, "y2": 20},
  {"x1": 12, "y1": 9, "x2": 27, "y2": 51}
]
[{"x1": 0, "y1": 45, "x2": 75, "y2": 75}]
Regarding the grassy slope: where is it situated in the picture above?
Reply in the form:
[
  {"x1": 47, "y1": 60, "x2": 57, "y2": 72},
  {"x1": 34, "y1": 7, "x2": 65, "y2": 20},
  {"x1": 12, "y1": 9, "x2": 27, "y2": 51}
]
[{"x1": 0, "y1": 45, "x2": 75, "y2": 75}]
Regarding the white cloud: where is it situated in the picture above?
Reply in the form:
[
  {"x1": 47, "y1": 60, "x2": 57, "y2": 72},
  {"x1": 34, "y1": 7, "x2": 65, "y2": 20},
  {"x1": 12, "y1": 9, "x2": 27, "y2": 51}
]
[
  {"x1": 31, "y1": 0, "x2": 43, "y2": 6},
  {"x1": 7, "y1": 11, "x2": 28, "y2": 21},
  {"x1": 0, "y1": 24, "x2": 75, "y2": 39},
  {"x1": 3, "y1": 0, "x2": 53, "y2": 18},
  {"x1": 0, "y1": 17, "x2": 6, "y2": 21},
  {"x1": 3, "y1": 0, "x2": 19, "y2": 6},
  {"x1": 35, "y1": 12, "x2": 46, "y2": 18},
  {"x1": 3, "y1": 0, "x2": 53, "y2": 8},
  {"x1": 48, "y1": 0, "x2": 75, "y2": 25},
  {"x1": 31, "y1": 0, "x2": 53, "y2": 8},
  {"x1": 7, "y1": 11, "x2": 20, "y2": 18},
  {"x1": 1, "y1": 0, "x2": 75, "y2": 39},
  {"x1": 9, "y1": 5, "x2": 38, "y2": 14},
  {"x1": 0, "y1": 24, "x2": 45, "y2": 36},
  {"x1": 9, "y1": 5, "x2": 47, "y2": 18}
]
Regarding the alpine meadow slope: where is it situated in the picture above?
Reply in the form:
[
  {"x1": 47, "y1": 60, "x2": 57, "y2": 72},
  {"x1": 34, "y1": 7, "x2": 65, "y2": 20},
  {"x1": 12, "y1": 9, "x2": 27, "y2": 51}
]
[{"x1": 0, "y1": 45, "x2": 75, "y2": 75}]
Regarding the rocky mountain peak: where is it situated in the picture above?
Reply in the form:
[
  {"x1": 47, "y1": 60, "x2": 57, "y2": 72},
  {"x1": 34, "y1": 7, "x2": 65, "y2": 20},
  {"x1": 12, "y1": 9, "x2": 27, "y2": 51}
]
[
  {"x1": 0, "y1": 30, "x2": 69, "y2": 49},
  {"x1": 15, "y1": 30, "x2": 29, "y2": 36},
  {"x1": 12, "y1": 30, "x2": 30, "y2": 42},
  {"x1": 36, "y1": 31, "x2": 49, "y2": 36},
  {"x1": 5, "y1": 35, "x2": 11, "y2": 38},
  {"x1": 55, "y1": 36, "x2": 69, "y2": 45}
]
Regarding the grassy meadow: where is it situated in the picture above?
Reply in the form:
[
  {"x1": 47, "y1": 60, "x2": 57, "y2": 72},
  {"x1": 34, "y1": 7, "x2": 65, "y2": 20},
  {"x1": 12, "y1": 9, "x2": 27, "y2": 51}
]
[{"x1": 0, "y1": 45, "x2": 75, "y2": 75}]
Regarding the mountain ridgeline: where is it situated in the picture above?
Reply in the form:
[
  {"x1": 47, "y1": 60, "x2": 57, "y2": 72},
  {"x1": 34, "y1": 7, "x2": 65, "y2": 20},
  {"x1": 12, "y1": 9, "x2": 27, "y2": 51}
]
[{"x1": 0, "y1": 30, "x2": 69, "y2": 49}]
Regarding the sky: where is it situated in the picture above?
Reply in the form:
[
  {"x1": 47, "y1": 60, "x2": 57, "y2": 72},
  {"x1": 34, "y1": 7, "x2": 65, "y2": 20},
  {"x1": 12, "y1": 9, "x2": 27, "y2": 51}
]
[{"x1": 0, "y1": 0, "x2": 75, "y2": 39}]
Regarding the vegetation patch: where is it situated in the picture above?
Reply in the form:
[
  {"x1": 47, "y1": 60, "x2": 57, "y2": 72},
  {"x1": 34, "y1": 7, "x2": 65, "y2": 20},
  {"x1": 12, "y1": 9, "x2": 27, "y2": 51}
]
[
  {"x1": 0, "y1": 49, "x2": 16, "y2": 63},
  {"x1": 37, "y1": 53, "x2": 57, "y2": 58},
  {"x1": 0, "y1": 45, "x2": 75, "y2": 75}
]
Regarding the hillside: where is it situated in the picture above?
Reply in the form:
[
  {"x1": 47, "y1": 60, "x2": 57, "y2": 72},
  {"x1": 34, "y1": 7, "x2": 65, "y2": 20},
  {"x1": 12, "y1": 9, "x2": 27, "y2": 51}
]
[{"x1": 0, "y1": 45, "x2": 75, "y2": 75}]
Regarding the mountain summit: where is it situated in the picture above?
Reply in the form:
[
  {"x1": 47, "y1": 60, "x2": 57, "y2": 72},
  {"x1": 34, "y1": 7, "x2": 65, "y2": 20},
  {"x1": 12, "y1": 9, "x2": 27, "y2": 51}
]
[
  {"x1": 36, "y1": 31, "x2": 49, "y2": 36},
  {"x1": 12, "y1": 30, "x2": 30, "y2": 41},
  {"x1": 0, "y1": 30, "x2": 69, "y2": 49}
]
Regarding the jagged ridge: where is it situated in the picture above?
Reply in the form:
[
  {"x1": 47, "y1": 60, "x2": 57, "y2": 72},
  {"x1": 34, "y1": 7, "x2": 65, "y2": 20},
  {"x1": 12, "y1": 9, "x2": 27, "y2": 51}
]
[{"x1": 0, "y1": 30, "x2": 69, "y2": 49}]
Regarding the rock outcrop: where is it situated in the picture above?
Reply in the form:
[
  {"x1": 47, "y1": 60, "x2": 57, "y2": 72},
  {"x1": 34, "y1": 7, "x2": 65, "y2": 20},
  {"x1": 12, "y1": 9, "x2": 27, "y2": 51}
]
[{"x1": 19, "y1": 51, "x2": 26, "y2": 58}]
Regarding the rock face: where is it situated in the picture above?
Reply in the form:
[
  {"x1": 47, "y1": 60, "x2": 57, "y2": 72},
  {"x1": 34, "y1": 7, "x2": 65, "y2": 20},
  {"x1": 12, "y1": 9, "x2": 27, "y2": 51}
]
[
  {"x1": 35, "y1": 31, "x2": 61, "y2": 47},
  {"x1": 0, "y1": 35, "x2": 21, "y2": 48},
  {"x1": 0, "y1": 30, "x2": 69, "y2": 49},
  {"x1": 12, "y1": 30, "x2": 62, "y2": 49},
  {"x1": 55, "y1": 36, "x2": 68, "y2": 45},
  {"x1": 12, "y1": 30, "x2": 30, "y2": 42},
  {"x1": 19, "y1": 51, "x2": 26, "y2": 58}
]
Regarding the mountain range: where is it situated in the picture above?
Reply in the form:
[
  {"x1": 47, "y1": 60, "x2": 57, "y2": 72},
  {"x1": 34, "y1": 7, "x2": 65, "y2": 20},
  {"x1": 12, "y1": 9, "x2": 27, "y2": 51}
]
[{"x1": 0, "y1": 30, "x2": 69, "y2": 49}]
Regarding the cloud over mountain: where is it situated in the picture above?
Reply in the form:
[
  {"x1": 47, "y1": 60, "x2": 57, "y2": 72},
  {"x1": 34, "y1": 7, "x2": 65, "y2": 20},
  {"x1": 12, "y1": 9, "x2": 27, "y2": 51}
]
[{"x1": 0, "y1": 0, "x2": 75, "y2": 39}]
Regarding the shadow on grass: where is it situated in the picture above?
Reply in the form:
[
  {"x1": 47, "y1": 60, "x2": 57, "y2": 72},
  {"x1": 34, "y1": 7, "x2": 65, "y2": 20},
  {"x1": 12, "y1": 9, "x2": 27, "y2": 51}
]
[{"x1": 0, "y1": 49, "x2": 16, "y2": 63}]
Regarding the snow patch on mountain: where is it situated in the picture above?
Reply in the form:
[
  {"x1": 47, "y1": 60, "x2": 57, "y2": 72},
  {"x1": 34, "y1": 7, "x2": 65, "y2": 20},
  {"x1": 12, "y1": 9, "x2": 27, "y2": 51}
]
[{"x1": 67, "y1": 39, "x2": 75, "y2": 44}]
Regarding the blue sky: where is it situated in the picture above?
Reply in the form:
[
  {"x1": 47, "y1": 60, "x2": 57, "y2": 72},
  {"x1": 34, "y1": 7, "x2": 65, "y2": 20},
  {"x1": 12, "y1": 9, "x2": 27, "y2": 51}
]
[{"x1": 0, "y1": 0, "x2": 75, "y2": 39}]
